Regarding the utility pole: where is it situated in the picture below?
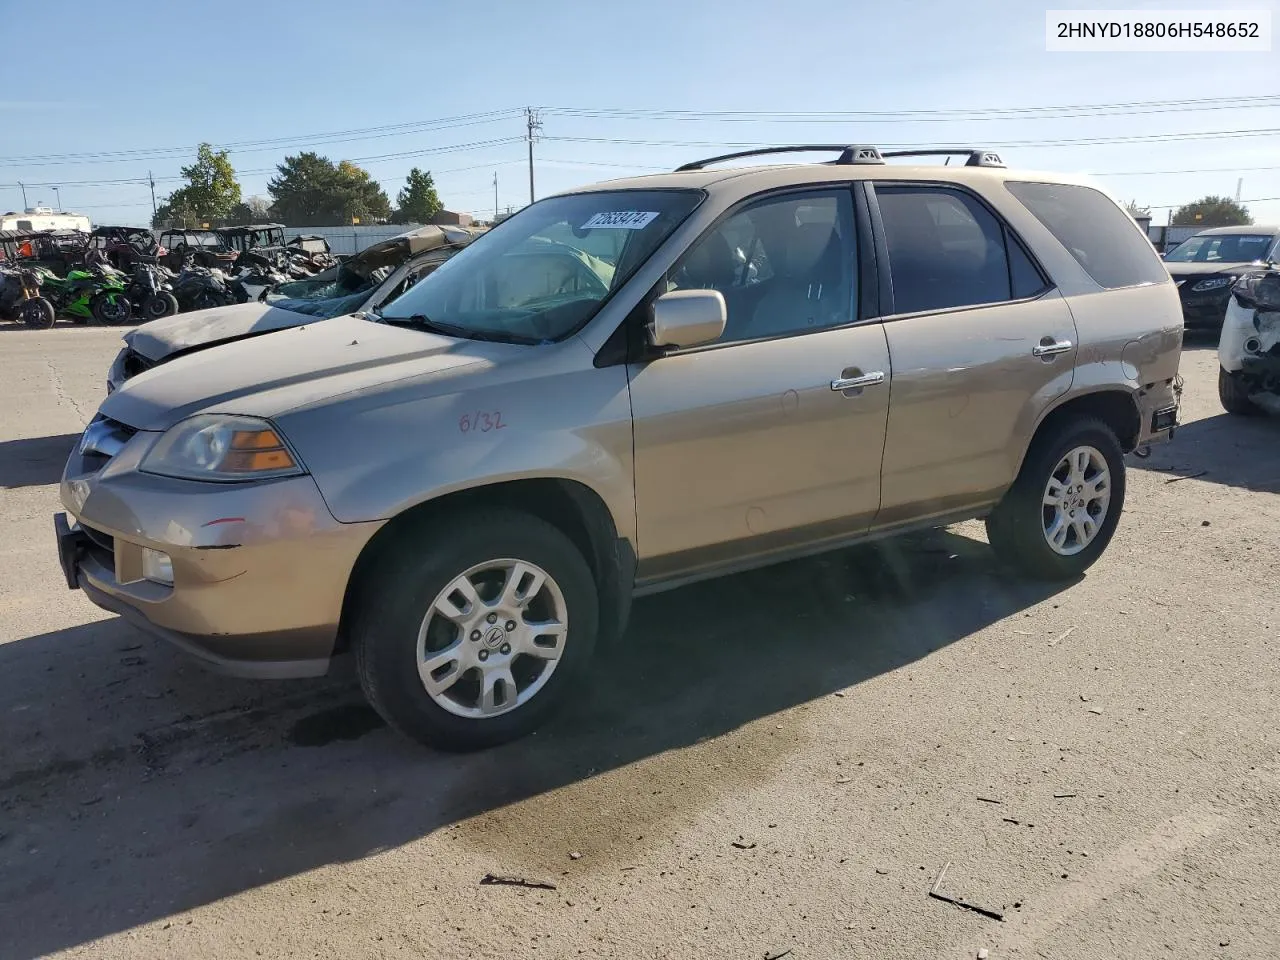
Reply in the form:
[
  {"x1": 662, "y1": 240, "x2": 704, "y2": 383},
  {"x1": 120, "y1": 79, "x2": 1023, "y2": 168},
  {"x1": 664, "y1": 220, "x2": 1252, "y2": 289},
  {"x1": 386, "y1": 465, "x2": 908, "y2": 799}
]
[
  {"x1": 149, "y1": 170, "x2": 157, "y2": 220},
  {"x1": 493, "y1": 170, "x2": 499, "y2": 222},
  {"x1": 1236, "y1": 177, "x2": 1243, "y2": 202},
  {"x1": 18, "y1": 181, "x2": 27, "y2": 209},
  {"x1": 525, "y1": 107, "x2": 542, "y2": 205}
]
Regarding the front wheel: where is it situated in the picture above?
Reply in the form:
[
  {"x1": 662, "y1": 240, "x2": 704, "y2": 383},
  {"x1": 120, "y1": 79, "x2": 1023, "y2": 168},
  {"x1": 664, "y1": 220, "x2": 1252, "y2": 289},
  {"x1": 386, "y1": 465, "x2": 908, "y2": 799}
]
[
  {"x1": 90, "y1": 292, "x2": 132, "y2": 325},
  {"x1": 352, "y1": 510, "x2": 599, "y2": 751},
  {"x1": 142, "y1": 292, "x2": 179, "y2": 320},
  {"x1": 18, "y1": 297, "x2": 55, "y2": 329},
  {"x1": 1218, "y1": 366, "x2": 1261, "y2": 416},
  {"x1": 191, "y1": 291, "x2": 228, "y2": 312},
  {"x1": 986, "y1": 418, "x2": 1126, "y2": 581}
]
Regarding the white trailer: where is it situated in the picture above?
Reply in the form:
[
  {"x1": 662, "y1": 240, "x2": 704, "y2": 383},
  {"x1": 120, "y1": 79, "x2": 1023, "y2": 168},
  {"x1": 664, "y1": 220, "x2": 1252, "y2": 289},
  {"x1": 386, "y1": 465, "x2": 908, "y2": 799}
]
[{"x1": 0, "y1": 207, "x2": 91, "y2": 232}]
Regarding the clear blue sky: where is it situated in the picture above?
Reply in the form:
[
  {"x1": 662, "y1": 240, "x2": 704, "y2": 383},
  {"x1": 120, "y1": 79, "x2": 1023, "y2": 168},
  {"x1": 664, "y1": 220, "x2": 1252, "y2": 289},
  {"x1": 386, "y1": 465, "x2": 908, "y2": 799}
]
[{"x1": 2, "y1": 0, "x2": 1277, "y2": 226}]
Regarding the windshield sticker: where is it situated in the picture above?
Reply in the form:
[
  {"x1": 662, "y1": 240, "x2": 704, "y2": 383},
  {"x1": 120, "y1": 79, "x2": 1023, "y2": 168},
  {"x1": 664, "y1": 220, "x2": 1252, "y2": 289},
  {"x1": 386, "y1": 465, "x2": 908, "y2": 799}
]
[{"x1": 581, "y1": 211, "x2": 659, "y2": 230}]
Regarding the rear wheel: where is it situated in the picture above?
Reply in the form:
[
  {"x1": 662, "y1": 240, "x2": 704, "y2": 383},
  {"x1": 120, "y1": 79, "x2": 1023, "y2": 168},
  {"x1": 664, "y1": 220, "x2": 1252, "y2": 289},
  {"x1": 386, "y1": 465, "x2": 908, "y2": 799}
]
[
  {"x1": 18, "y1": 297, "x2": 55, "y2": 329},
  {"x1": 1218, "y1": 366, "x2": 1260, "y2": 416},
  {"x1": 90, "y1": 292, "x2": 132, "y2": 325},
  {"x1": 142, "y1": 292, "x2": 179, "y2": 320},
  {"x1": 353, "y1": 510, "x2": 599, "y2": 751},
  {"x1": 986, "y1": 418, "x2": 1126, "y2": 581}
]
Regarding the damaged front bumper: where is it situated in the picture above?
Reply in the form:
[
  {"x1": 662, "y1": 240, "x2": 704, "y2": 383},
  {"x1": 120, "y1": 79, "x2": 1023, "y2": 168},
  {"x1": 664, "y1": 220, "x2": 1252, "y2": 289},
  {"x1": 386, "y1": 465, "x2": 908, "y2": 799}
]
[{"x1": 1219, "y1": 272, "x2": 1280, "y2": 403}]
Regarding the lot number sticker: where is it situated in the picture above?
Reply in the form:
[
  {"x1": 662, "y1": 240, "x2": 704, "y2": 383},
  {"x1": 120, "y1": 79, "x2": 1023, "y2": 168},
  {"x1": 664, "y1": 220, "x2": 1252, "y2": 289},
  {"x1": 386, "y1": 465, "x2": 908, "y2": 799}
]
[{"x1": 581, "y1": 211, "x2": 659, "y2": 230}]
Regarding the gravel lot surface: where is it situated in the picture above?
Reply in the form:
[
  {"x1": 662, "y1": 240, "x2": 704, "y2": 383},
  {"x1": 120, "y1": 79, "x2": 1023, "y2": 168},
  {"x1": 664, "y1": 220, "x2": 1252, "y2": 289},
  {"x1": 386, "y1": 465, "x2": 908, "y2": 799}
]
[{"x1": 1, "y1": 326, "x2": 1277, "y2": 960}]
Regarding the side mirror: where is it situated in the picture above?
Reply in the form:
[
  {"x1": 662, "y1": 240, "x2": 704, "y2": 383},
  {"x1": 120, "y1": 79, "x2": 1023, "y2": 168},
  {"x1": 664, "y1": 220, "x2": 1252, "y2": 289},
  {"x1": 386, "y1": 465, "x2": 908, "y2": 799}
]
[{"x1": 649, "y1": 289, "x2": 727, "y2": 349}]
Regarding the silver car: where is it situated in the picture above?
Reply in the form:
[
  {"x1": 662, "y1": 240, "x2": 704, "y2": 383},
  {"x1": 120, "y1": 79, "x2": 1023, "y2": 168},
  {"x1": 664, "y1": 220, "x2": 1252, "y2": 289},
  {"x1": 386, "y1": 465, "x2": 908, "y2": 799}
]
[
  {"x1": 106, "y1": 225, "x2": 484, "y2": 392},
  {"x1": 56, "y1": 144, "x2": 1182, "y2": 751}
]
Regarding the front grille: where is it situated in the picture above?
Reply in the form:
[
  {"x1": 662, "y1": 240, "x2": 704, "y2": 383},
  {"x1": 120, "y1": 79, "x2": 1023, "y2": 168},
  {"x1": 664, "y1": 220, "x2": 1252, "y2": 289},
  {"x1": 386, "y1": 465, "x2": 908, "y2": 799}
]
[
  {"x1": 78, "y1": 415, "x2": 138, "y2": 472},
  {"x1": 79, "y1": 521, "x2": 115, "y2": 569}
]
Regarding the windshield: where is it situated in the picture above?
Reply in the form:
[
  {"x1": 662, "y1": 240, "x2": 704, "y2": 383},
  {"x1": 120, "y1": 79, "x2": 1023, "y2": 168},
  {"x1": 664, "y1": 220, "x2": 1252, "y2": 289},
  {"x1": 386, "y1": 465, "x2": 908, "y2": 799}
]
[
  {"x1": 378, "y1": 189, "x2": 702, "y2": 342},
  {"x1": 1165, "y1": 233, "x2": 1276, "y2": 263}
]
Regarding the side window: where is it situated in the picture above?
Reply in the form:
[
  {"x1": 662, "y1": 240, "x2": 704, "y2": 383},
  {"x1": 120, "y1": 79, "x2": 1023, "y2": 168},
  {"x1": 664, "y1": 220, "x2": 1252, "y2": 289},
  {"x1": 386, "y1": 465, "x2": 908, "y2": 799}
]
[
  {"x1": 1007, "y1": 229, "x2": 1049, "y2": 299},
  {"x1": 876, "y1": 186, "x2": 1012, "y2": 314},
  {"x1": 1005, "y1": 181, "x2": 1168, "y2": 289},
  {"x1": 666, "y1": 189, "x2": 855, "y2": 344}
]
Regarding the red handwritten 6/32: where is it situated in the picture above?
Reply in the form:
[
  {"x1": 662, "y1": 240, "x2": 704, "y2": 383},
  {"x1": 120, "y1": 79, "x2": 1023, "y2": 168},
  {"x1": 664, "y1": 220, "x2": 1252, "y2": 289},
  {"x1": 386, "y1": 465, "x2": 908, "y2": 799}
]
[{"x1": 459, "y1": 411, "x2": 506, "y2": 433}]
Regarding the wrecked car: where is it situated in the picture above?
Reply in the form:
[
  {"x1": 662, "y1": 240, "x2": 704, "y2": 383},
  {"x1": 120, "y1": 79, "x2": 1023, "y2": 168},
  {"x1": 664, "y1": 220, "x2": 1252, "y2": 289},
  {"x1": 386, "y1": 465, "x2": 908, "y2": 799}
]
[
  {"x1": 106, "y1": 224, "x2": 484, "y2": 392},
  {"x1": 159, "y1": 229, "x2": 238, "y2": 271},
  {"x1": 1219, "y1": 263, "x2": 1280, "y2": 415},
  {"x1": 1165, "y1": 226, "x2": 1280, "y2": 332}
]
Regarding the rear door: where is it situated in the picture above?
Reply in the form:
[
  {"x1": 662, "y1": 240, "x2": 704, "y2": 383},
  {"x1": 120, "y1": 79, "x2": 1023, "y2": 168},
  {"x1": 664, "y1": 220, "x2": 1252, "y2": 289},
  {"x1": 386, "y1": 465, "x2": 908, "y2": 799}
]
[{"x1": 868, "y1": 182, "x2": 1078, "y2": 526}]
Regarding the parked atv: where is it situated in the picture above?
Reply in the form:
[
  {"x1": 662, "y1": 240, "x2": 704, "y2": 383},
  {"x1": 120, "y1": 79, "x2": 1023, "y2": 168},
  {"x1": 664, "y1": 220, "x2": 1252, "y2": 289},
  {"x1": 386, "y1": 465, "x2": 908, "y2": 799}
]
[
  {"x1": 43, "y1": 264, "x2": 133, "y2": 325},
  {"x1": 172, "y1": 265, "x2": 235, "y2": 312},
  {"x1": 126, "y1": 263, "x2": 179, "y2": 320},
  {"x1": 0, "y1": 266, "x2": 56, "y2": 328}
]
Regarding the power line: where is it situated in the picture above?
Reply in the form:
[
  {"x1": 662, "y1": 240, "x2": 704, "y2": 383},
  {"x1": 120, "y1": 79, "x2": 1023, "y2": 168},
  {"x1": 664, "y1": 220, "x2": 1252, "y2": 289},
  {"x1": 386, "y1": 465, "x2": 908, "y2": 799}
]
[
  {"x1": 545, "y1": 95, "x2": 1280, "y2": 124},
  {"x1": 545, "y1": 126, "x2": 1280, "y2": 151},
  {"x1": 1092, "y1": 164, "x2": 1280, "y2": 177},
  {"x1": 1146, "y1": 195, "x2": 1280, "y2": 209},
  {"x1": 0, "y1": 109, "x2": 524, "y2": 166},
  {"x1": 3, "y1": 94, "x2": 1276, "y2": 168}
]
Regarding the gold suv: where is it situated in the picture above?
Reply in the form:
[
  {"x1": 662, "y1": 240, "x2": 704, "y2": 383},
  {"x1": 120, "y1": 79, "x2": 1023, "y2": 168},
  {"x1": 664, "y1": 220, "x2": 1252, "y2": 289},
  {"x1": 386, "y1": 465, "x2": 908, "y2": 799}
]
[{"x1": 55, "y1": 145, "x2": 1183, "y2": 750}]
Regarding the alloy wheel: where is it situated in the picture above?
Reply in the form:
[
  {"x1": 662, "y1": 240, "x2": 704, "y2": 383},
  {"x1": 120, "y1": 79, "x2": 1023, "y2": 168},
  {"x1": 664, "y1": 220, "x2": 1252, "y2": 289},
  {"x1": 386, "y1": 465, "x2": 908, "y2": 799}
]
[
  {"x1": 1042, "y1": 445, "x2": 1111, "y2": 556},
  {"x1": 415, "y1": 558, "x2": 568, "y2": 719}
]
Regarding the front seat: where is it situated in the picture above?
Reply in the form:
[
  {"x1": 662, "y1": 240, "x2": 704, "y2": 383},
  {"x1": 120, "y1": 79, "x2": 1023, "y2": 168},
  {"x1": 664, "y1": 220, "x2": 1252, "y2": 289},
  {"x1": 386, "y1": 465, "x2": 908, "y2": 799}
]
[{"x1": 745, "y1": 223, "x2": 848, "y2": 338}]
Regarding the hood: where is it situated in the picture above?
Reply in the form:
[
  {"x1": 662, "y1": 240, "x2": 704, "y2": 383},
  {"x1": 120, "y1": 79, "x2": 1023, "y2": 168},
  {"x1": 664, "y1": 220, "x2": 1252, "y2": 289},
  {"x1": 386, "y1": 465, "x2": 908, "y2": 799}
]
[
  {"x1": 101, "y1": 314, "x2": 515, "y2": 432},
  {"x1": 1165, "y1": 261, "x2": 1262, "y2": 278},
  {"x1": 124, "y1": 301, "x2": 322, "y2": 362}
]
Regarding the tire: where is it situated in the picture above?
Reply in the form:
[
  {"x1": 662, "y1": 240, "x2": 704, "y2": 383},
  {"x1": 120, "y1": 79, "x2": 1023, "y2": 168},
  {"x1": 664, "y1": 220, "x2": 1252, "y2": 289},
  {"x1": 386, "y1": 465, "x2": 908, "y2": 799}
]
[
  {"x1": 1218, "y1": 366, "x2": 1260, "y2": 416},
  {"x1": 352, "y1": 510, "x2": 600, "y2": 751},
  {"x1": 90, "y1": 292, "x2": 132, "y2": 326},
  {"x1": 18, "y1": 298, "x2": 55, "y2": 329},
  {"x1": 986, "y1": 417, "x2": 1126, "y2": 581},
  {"x1": 191, "y1": 291, "x2": 226, "y2": 312},
  {"x1": 142, "y1": 292, "x2": 179, "y2": 320}
]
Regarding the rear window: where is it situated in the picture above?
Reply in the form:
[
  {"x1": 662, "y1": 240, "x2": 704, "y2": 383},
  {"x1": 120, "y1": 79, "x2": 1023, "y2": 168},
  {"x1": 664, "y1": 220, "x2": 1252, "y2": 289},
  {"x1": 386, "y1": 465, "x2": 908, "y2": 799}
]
[{"x1": 1005, "y1": 181, "x2": 1167, "y2": 289}]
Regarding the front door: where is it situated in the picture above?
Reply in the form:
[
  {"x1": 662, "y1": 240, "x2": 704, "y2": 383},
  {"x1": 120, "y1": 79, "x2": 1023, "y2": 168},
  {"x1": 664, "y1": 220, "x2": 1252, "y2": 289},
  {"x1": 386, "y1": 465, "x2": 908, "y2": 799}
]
[
  {"x1": 869, "y1": 183, "x2": 1078, "y2": 526},
  {"x1": 628, "y1": 186, "x2": 892, "y2": 583}
]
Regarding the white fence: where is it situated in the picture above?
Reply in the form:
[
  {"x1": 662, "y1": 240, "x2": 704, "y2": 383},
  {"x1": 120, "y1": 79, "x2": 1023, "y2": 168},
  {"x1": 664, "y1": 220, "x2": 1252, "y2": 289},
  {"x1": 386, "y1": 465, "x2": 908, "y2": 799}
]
[{"x1": 284, "y1": 224, "x2": 428, "y2": 256}]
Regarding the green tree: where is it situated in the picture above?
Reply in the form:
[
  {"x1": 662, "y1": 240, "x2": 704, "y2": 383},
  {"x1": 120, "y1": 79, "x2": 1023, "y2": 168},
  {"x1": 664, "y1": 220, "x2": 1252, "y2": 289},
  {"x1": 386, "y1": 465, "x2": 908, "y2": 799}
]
[
  {"x1": 393, "y1": 167, "x2": 443, "y2": 224},
  {"x1": 155, "y1": 143, "x2": 241, "y2": 227},
  {"x1": 267, "y1": 152, "x2": 391, "y2": 226},
  {"x1": 227, "y1": 195, "x2": 273, "y2": 225},
  {"x1": 1172, "y1": 195, "x2": 1252, "y2": 227}
]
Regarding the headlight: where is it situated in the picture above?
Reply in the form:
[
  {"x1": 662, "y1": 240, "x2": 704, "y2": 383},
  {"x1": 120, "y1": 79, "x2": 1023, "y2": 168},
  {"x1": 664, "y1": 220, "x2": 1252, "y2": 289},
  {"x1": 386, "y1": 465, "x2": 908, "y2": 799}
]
[
  {"x1": 1191, "y1": 277, "x2": 1233, "y2": 292},
  {"x1": 1231, "y1": 271, "x2": 1280, "y2": 310},
  {"x1": 140, "y1": 415, "x2": 304, "y2": 482}
]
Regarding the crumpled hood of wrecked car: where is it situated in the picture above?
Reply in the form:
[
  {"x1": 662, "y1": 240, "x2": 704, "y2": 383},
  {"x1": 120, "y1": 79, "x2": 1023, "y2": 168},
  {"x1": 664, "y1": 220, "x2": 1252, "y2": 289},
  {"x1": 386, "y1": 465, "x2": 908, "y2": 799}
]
[
  {"x1": 100, "y1": 314, "x2": 518, "y2": 431},
  {"x1": 124, "y1": 301, "x2": 319, "y2": 362}
]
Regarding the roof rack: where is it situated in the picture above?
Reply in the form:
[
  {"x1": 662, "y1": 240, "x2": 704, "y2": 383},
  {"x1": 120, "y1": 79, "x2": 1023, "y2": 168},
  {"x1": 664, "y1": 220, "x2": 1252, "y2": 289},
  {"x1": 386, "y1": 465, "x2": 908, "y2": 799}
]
[
  {"x1": 880, "y1": 149, "x2": 1006, "y2": 168},
  {"x1": 675, "y1": 144, "x2": 885, "y2": 172}
]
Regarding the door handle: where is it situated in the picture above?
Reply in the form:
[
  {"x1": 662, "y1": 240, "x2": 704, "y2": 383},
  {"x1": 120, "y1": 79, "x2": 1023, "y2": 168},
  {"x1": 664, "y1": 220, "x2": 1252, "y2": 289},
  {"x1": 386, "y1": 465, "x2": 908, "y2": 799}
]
[
  {"x1": 1032, "y1": 338, "x2": 1073, "y2": 358},
  {"x1": 830, "y1": 371, "x2": 886, "y2": 392}
]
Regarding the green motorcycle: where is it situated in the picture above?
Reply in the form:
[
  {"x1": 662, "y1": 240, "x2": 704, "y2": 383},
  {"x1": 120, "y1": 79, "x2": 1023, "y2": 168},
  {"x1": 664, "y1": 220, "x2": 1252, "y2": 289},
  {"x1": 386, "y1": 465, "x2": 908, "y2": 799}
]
[{"x1": 42, "y1": 264, "x2": 133, "y2": 325}]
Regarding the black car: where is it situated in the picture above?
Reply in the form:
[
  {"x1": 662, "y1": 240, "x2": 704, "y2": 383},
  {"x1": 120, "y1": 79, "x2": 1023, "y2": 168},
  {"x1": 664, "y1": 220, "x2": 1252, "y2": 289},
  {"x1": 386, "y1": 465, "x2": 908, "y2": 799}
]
[{"x1": 1164, "y1": 226, "x2": 1279, "y2": 331}]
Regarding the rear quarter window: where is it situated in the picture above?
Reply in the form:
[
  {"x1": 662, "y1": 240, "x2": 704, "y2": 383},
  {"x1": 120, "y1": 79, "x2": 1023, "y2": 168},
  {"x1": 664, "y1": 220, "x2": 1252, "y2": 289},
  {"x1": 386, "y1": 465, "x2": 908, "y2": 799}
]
[{"x1": 1005, "y1": 181, "x2": 1168, "y2": 289}]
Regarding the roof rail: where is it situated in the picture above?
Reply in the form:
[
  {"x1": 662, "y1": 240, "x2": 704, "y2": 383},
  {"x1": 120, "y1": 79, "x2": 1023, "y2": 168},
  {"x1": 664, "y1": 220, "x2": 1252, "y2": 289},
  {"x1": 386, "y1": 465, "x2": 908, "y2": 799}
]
[
  {"x1": 879, "y1": 149, "x2": 1006, "y2": 168},
  {"x1": 675, "y1": 144, "x2": 885, "y2": 172}
]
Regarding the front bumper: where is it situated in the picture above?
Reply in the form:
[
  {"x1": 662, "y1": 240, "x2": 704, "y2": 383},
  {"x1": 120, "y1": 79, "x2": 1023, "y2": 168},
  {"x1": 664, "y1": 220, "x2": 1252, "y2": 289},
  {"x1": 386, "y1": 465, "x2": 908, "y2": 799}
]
[
  {"x1": 56, "y1": 427, "x2": 383, "y2": 679},
  {"x1": 1176, "y1": 286, "x2": 1233, "y2": 330}
]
